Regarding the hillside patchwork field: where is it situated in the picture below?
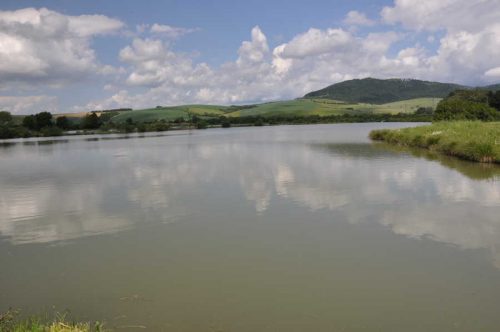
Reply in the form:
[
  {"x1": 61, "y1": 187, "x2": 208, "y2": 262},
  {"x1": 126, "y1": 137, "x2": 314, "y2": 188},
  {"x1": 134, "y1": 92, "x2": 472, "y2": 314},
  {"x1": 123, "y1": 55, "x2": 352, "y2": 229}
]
[{"x1": 104, "y1": 97, "x2": 439, "y2": 124}]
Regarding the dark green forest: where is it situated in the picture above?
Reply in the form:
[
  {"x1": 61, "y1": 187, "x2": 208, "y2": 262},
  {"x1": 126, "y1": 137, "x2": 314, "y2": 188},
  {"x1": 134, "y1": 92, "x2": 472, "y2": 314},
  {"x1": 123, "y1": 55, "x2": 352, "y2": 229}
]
[{"x1": 304, "y1": 78, "x2": 500, "y2": 104}]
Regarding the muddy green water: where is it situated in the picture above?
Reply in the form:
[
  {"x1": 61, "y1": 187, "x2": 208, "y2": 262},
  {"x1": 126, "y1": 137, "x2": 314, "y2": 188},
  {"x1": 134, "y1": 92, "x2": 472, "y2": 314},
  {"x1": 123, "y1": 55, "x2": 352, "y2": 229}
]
[{"x1": 1, "y1": 123, "x2": 500, "y2": 331}]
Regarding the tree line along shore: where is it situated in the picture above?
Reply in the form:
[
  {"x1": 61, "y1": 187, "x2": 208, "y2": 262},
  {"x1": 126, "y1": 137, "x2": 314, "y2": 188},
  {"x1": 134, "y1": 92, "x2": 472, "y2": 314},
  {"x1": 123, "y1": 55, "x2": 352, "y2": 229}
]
[{"x1": 0, "y1": 106, "x2": 434, "y2": 140}]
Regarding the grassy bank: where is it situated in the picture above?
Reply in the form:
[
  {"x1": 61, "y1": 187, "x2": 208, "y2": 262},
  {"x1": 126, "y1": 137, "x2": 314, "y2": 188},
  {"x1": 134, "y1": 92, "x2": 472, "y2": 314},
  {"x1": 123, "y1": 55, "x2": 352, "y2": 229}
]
[
  {"x1": 369, "y1": 121, "x2": 500, "y2": 163},
  {"x1": 0, "y1": 310, "x2": 104, "y2": 332}
]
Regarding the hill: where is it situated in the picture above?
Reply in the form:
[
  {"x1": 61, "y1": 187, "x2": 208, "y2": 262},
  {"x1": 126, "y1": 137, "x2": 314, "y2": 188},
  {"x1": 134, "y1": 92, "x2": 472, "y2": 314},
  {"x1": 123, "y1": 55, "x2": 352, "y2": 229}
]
[
  {"x1": 304, "y1": 78, "x2": 466, "y2": 104},
  {"x1": 484, "y1": 83, "x2": 500, "y2": 91},
  {"x1": 108, "y1": 97, "x2": 439, "y2": 124},
  {"x1": 52, "y1": 78, "x2": 499, "y2": 124}
]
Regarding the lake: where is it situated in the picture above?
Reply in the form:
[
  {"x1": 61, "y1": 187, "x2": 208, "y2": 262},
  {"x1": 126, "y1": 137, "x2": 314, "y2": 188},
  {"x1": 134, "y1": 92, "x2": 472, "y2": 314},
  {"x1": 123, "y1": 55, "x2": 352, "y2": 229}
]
[{"x1": 1, "y1": 123, "x2": 500, "y2": 331}]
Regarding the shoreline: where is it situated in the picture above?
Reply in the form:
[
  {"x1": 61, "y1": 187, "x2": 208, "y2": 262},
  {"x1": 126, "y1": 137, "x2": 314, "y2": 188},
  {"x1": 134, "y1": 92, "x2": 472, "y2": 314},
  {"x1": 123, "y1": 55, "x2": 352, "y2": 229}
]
[
  {"x1": 1, "y1": 117, "x2": 431, "y2": 142},
  {"x1": 369, "y1": 121, "x2": 500, "y2": 164}
]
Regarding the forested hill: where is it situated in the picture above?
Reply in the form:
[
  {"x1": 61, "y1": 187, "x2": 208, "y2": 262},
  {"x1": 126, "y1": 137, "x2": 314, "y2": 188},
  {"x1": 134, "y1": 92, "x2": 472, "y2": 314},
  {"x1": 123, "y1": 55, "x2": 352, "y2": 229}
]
[
  {"x1": 304, "y1": 78, "x2": 466, "y2": 104},
  {"x1": 484, "y1": 83, "x2": 500, "y2": 91}
]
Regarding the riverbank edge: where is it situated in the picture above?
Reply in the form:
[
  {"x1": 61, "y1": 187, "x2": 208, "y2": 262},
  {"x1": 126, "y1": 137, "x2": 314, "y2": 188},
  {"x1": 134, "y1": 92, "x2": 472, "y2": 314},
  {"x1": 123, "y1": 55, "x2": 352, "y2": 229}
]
[
  {"x1": 369, "y1": 121, "x2": 500, "y2": 163},
  {"x1": 0, "y1": 309, "x2": 105, "y2": 332}
]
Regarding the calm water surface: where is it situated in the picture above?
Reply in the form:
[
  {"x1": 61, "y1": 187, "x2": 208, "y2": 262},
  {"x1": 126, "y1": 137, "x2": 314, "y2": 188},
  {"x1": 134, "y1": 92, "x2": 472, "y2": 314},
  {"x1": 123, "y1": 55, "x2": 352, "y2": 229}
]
[{"x1": 1, "y1": 123, "x2": 500, "y2": 331}]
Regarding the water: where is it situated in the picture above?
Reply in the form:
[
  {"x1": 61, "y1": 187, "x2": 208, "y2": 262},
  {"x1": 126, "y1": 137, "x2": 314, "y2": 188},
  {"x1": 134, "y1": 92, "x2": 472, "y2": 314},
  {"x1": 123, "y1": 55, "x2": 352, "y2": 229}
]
[{"x1": 1, "y1": 123, "x2": 500, "y2": 331}]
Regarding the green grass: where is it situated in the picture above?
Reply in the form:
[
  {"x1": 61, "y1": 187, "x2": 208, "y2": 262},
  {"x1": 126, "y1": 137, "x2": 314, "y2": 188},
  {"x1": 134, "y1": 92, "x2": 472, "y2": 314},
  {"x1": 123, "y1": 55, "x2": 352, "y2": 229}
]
[
  {"x1": 109, "y1": 104, "x2": 230, "y2": 123},
  {"x1": 370, "y1": 121, "x2": 500, "y2": 163},
  {"x1": 110, "y1": 107, "x2": 188, "y2": 123},
  {"x1": 372, "y1": 98, "x2": 441, "y2": 114},
  {"x1": 0, "y1": 310, "x2": 104, "y2": 332}
]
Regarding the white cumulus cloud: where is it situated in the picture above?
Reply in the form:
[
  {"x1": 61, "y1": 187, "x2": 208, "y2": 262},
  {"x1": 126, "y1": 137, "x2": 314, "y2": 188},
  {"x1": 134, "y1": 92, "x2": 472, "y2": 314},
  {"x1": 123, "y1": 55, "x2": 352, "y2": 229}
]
[
  {"x1": 343, "y1": 10, "x2": 375, "y2": 26},
  {"x1": 0, "y1": 95, "x2": 58, "y2": 115},
  {"x1": 5, "y1": 1, "x2": 500, "y2": 113},
  {"x1": 0, "y1": 7, "x2": 124, "y2": 87}
]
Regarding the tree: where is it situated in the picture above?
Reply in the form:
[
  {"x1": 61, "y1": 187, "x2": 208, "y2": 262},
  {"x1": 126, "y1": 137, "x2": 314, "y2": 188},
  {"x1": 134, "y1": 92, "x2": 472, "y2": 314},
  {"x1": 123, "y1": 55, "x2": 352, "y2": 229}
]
[
  {"x1": 35, "y1": 112, "x2": 53, "y2": 128},
  {"x1": 0, "y1": 126, "x2": 14, "y2": 139},
  {"x1": 81, "y1": 112, "x2": 102, "y2": 129},
  {"x1": 56, "y1": 116, "x2": 71, "y2": 130},
  {"x1": 434, "y1": 99, "x2": 497, "y2": 121},
  {"x1": 196, "y1": 120, "x2": 208, "y2": 129},
  {"x1": 22, "y1": 115, "x2": 38, "y2": 130},
  {"x1": 488, "y1": 90, "x2": 500, "y2": 111},
  {"x1": 0, "y1": 111, "x2": 12, "y2": 125}
]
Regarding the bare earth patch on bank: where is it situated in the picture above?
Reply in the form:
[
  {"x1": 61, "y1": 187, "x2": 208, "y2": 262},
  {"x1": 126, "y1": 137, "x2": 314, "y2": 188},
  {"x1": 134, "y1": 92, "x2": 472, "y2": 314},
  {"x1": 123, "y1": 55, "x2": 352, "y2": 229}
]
[{"x1": 370, "y1": 121, "x2": 500, "y2": 163}]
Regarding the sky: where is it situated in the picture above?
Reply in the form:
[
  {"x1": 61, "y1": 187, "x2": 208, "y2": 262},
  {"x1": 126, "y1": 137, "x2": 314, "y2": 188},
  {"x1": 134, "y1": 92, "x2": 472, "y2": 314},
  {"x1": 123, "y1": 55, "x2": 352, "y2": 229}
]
[{"x1": 1, "y1": 0, "x2": 500, "y2": 114}]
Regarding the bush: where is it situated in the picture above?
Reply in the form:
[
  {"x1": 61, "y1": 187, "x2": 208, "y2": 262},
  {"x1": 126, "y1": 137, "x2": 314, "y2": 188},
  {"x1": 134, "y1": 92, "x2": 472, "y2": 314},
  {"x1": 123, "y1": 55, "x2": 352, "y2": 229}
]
[
  {"x1": 40, "y1": 126, "x2": 63, "y2": 137},
  {"x1": 151, "y1": 121, "x2": 170, "y2": 132},
  {"x1": 81, "y1": 112, "x2": 102, "y2": 129},
  {"x1": 0, "y1": 126, "x2": 15, "y2": 139},
  {"x1": 196, "y1": 120, "x2": 208, "y2": 129},
  {"x1": 56, "y1": 116, "x2": 71, "y2": 130},
  {"x1": 434, "y1": 90, "x2": 500, "y2": 121}
]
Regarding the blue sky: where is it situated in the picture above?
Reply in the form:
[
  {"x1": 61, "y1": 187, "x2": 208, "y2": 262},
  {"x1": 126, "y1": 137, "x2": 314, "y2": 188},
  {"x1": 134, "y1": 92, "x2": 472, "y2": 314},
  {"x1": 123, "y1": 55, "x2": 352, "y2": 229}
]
[
  {"x1": 0, "y1": 0, "x2": 499, "y2": 113},
  {"x1": 1, "y1": 0, "x2": 386, "y2": 65}
]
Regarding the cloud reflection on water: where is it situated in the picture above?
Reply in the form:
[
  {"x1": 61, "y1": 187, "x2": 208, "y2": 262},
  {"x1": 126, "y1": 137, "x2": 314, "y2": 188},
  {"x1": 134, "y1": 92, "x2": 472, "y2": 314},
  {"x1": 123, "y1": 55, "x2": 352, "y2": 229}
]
[{"x1": 0, "y1": 126, "x2": 499, "y2": 267}]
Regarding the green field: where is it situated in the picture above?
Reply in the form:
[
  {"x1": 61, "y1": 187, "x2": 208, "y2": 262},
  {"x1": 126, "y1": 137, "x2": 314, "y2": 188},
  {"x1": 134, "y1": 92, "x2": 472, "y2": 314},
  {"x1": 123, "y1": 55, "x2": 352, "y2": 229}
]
[
  {"x1": 110, "y1": 105, "x2": 229, "y2": 123},
  {"x1": 107, "y1": 98, "x2": 439, "y2": 123},
  {"x1": 370, "y1": 121, "x2": 500, "y2": 163}
]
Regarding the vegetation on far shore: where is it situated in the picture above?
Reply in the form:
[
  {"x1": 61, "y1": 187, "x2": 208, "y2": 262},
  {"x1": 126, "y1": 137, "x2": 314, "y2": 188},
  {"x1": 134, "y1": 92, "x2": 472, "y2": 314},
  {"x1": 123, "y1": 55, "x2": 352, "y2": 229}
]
[{"x1": 0, "y1": 98, "x2": 436, "y2": 140}]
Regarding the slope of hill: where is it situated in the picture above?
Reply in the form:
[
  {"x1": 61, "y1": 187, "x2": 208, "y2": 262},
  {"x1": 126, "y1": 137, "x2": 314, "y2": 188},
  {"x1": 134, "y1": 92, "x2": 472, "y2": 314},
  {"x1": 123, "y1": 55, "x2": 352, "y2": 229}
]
[
  {"x1": 110, "y1": 105, "x2": 230, "y2": 123},
  {"x1": 484, "y1": 83, "x2": 500, "y2": 91},
  {"x1": 304, "y1": 78, "x2": 466, "y2": 104},
  {"x1": 108, "y1": 97, "x2": 438, "y2": 123},
  {"x1": 57, "y1": 77, "x2": 499, "y2": 124}
]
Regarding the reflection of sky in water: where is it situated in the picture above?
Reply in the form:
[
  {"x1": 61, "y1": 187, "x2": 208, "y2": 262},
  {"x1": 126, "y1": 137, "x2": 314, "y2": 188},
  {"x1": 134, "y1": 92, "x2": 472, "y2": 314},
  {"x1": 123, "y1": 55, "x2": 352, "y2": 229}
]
[{"x1": 1, "y1": 124, "x2": 500, "y2": 268}]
